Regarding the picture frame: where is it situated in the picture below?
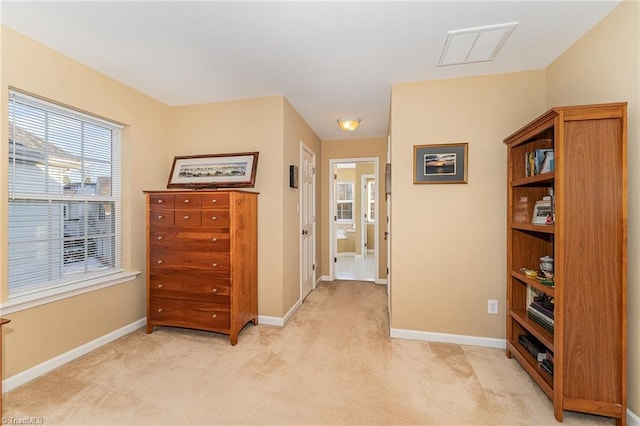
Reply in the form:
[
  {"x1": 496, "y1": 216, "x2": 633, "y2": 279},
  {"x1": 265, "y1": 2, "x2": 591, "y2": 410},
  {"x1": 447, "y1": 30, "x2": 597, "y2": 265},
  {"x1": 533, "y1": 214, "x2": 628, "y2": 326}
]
[
  {"x1": 167, "y1": 152, "x2": 259, "y2": 189},
  {"x1": 413, "y1": 143, "x2": 468, "y2": 184}
]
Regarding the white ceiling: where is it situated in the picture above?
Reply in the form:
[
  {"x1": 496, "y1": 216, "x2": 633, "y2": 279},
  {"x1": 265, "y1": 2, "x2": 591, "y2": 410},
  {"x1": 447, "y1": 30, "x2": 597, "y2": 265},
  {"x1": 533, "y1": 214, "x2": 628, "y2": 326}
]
[{"x1": 0, "y1": 1, "x2": 621, "y2": 140}]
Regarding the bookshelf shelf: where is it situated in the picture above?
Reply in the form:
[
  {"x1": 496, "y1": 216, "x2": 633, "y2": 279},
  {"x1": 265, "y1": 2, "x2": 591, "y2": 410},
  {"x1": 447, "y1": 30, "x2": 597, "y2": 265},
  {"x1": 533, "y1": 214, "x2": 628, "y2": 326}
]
[{"x1": 504, "y1": 103, "x2": 627, "y2": 424}]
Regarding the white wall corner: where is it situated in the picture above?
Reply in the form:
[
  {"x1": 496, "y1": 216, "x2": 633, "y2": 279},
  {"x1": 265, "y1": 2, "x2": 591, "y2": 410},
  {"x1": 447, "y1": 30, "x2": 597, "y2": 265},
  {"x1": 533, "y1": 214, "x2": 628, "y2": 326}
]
[{"x1": 390, "y1": 328, "x2": 506, "y2": 349}]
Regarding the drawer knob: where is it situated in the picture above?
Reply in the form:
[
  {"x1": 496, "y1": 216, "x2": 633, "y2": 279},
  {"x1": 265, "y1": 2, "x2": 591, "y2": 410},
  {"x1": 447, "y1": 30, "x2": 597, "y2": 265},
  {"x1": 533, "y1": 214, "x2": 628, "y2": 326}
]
[
  {"x1": 211, "y1": 199, "x2": 217, "y2": 203},
  {"x1": 212, "y1": 314, "x2": 218, "y2": 319},
  {"x1": 211, "y1": 216, "x2": 217, "y2": 220},
  {"x1": 157, "y1": 215, "x2": 164, "y2": 219},
  {"x1": 157, "y1": 236, "x2": 163, "y2": 240},
  {"x1": 157, "y1": 308, "x2": 163, "y2": 313},
  {"x1": 212, "y1": 288, "x2": 218, "y2": 293},
  {"x1": 184, "y1": 215, "x2": 190, "y2": 220},
  {"x1": 212, "y1": 238, "x2": 218, "y2": 242},
  {"x1": 157, "y1": 284, "x2": 164, "y2": 289},
  {"x1": 184, "y1": 199, "x2": 190, "y2": 204},
  {"x1": 157, "y1": 260, "x2": 163, "y2": 264},
  {"x1": 212, "y1": 263, "x2": 218, "y2": 267},
  {"x1": 157, "y1": 199, "x2": 164, "y2": 204}
]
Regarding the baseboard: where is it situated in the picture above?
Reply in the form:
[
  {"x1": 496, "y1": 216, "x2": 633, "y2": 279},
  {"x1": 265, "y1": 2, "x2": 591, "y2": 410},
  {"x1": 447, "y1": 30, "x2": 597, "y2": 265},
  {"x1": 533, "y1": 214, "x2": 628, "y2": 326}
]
[
  {"x1": 390, "y1": 327, "x2": 506, "y2": 349},
  {"x1": 258, "y1": 299, "x2": 302, "y2": 327},
  {"x1": 321, "y1": 275, "x2": 332, "y2": 281},
  {"x1": 336, "y1": 252, "x2": 355, "y2": 257},
  {"x1": 629, "y1": 408, "x2": 640, "y2": 426},
  {"x1": 3, "y1": 317, "x2": 146, "y2": 393},
  {"x1": 375, "y1": 278, "x2": 387, "y2": 285}
]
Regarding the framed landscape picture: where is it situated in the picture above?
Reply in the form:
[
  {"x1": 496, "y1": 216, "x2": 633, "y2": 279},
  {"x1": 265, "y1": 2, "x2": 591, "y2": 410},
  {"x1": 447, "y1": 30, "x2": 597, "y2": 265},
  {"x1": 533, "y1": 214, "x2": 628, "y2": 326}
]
[
  {"x1": 413, "y1": 143, "x2": 468, "y2": 184},
  {"x1": 167, "y1": 152, "x2": 259, "y2": 189}
]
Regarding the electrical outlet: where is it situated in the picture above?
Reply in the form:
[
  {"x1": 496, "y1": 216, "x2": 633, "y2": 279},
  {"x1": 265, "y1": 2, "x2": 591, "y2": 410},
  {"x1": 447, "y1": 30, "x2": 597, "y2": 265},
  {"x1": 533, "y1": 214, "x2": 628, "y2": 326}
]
[{"x1": 488, "y1": 299, "x2": 499, "y2": 315}]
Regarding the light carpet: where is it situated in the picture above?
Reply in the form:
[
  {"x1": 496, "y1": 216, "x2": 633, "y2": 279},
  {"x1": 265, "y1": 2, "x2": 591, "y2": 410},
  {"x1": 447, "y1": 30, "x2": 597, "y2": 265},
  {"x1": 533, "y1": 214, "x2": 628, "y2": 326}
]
[{"x1": 3, "y1": 281, "x2": 615, "y2": 425}]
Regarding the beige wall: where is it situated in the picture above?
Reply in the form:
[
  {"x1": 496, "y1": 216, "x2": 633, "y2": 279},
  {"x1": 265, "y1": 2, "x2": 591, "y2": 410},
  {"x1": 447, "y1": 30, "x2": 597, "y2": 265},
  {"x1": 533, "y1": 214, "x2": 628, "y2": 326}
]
[
  {"x1": 545, "y1": 0, "x2": 639, "y2": 414},
  {"x1": 283, "y1": 98, "x2": 322, "y2": 313},
  {"x1": 321, "y1": 138, "x2": 388, "y2": 280},
  {"x1": 390, "y1": 71, "x2": 546, "y2": 335},
  {"x1": 0, "y1": 26, "x2": 170, "y2": 376},
  {"x1": 168, "y1": 96, "x2": 322, "y2": 318}
]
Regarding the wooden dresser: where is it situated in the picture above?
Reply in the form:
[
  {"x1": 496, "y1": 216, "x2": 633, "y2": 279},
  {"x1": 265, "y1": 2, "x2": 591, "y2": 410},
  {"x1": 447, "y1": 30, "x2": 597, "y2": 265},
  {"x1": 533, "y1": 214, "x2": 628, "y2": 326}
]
[{"x1": 144, "y1": 190, "x2": 258, "y2": 345}]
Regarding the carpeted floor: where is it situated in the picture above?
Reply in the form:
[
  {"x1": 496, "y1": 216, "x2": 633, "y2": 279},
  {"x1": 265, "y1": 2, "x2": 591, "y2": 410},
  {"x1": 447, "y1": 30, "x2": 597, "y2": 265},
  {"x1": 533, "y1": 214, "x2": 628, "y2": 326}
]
[{"x1": 3, "y1": 281, "x2": 615, "y2": 425}]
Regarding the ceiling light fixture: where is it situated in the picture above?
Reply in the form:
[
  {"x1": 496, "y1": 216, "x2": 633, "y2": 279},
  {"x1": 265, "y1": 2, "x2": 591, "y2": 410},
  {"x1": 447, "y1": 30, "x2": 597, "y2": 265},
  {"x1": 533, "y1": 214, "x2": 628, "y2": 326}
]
[{"x1": 337, "y1": 118, "x2": 361, "y2": 132}]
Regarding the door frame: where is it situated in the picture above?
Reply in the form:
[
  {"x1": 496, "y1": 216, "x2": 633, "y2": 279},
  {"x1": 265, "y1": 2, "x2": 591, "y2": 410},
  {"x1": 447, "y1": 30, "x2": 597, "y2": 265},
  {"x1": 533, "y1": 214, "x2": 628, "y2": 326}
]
[
  {"x1": 300, "y1": 142, "x2": 317, "y2": 301},
  {"x1": 329, "y1": 157, "x2": 379, "y2": 281},
  {"x1": 360, "y1": 173, "x2": 375, "y2": 259}
]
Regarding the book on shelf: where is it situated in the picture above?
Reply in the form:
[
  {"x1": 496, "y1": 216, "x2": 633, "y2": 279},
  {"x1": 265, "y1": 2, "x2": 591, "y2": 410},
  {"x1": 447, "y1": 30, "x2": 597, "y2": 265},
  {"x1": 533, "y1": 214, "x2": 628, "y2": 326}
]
[
  {"x1": 536, "y1": 149, "x2": 554, "y2": 174},
  {"x1": 518, "y1": 333, "x2": 547, "y2": 362},
  {"x1": 530, "y1": 301, "x2": 554, "y2": 319},
  {"x1": 525, "y1": 149, "x2": 554, "y2": 177},
  {"x1": 541, "y1": 358, "x2": 554, "y2": 376},
  {"x1": 532, "y1": 200, "x2": 553, "y2": 225},
  {"x1": 527, "y1": 307, "x2": 555, "y2": 333}
]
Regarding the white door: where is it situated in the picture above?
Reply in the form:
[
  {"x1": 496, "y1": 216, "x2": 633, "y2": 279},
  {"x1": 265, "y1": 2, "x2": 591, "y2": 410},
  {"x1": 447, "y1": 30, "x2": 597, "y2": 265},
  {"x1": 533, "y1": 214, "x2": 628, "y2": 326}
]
[
  {"x1": 386, "y1": 135, "x2": 392, "y2": 322},
  {"x1": 300, "y1": 143, "x2": 316, "y2": 300}
]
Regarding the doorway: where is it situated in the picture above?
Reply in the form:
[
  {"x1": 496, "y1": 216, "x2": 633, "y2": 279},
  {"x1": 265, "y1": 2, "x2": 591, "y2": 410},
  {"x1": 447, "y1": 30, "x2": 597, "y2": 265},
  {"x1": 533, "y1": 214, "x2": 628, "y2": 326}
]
[{"x1": 329, "y1": 158, "x2": 379, "y2": 282}]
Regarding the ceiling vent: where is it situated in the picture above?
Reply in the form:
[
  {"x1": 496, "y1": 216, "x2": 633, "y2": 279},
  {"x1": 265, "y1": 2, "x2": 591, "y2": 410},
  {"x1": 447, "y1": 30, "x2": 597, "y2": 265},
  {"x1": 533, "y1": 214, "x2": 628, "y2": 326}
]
[{"x1": 437, "y1": 22, "x2": 518, "y2": 67}]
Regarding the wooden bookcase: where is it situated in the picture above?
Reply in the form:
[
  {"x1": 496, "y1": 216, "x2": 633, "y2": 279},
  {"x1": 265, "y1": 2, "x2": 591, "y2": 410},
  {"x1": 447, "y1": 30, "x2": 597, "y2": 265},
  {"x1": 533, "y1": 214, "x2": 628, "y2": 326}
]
[{"x1": 504, "y1": 103, "x2": 627, "y2": 425}]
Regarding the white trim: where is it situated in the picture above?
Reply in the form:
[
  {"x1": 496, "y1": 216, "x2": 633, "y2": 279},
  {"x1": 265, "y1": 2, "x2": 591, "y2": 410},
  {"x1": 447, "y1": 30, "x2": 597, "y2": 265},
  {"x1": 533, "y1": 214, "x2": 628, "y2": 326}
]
[
  {"x1": 329, "y1": 157, "x2": 379, "y2": 283},
  {"x1": 336, "y1": 252, "x2": 356, "y2": 257},
  {"x1": 629, "y1": 409, "x2": 640, "y2": 426},
  {"x1": 390, "y1": 328, "x2": 506, "y2": 349},
  {"x1": 321, "y1": 275, "x2": 332, "y2": 281},
  {"x1": 257, "y1": 315, "x2": 284, "y2": 327},
  {"x1": 2, "y1": 318, "x2": 145, "y2": 393},
  {"x1": 258, "y1": 299, "x2": 302, "y2": 327},
  {"x1": 375, "y1": 278, "x2": 388, "y2": 285},
  {"x1": 0, "y1": 271, "x2": 141, "y2": 315}
]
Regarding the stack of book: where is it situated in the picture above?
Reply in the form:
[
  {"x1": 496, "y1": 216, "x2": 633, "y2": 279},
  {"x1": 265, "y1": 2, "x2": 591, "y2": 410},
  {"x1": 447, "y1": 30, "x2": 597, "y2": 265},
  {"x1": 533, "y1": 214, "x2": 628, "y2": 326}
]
[
  {"x1": 525, "y1": 148, "x2": 554, "y2": 177},
  {"x1": 518, "y1": 333, "x2": 547, "y2": 362},
  {"x1": 527, "y1": 292, "x2": 555, "y2": 333},
  {"x1": 532, "y1": 194, "x2": 555, "y2": 225}
]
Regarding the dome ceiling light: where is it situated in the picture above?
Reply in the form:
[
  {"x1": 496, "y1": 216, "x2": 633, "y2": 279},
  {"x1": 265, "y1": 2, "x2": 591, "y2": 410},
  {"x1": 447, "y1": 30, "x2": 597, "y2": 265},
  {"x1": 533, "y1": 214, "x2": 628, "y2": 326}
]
[{"x1": 337, "y1": 118, "x2": 361, "y2": 132}]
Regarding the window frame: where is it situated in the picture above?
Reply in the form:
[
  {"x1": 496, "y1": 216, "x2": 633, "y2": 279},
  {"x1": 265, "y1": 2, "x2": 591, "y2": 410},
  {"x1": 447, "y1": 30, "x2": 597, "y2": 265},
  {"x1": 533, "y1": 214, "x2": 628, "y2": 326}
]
[
  {"x1": 4, "y1": 90, "x2": 137, "y2": 311},
  {"x1": 335, "y1": 181, "x2": 354, "y2": 224}
]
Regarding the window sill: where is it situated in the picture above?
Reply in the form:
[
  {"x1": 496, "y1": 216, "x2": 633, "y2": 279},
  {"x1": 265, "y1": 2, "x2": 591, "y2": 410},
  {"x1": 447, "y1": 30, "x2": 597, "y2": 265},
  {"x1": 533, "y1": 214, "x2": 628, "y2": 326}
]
[{"x1": 0, "y1": 270, "x2": 141, "y2": 315}]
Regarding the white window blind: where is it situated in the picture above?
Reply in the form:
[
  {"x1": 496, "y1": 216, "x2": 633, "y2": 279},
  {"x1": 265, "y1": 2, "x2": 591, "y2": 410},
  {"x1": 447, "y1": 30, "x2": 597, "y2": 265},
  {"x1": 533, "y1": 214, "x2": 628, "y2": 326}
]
[{"x1": 8, "y1": 90, "x2": 123, "y2": 299}]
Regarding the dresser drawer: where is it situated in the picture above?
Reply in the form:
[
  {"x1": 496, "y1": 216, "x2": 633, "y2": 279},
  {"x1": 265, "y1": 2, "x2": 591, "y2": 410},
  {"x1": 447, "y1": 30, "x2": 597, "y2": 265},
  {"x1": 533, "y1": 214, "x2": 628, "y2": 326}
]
[
  {"x1": 150, "y1": 250, "x2": 230, "y2": 274},
  {"x1": 149, "y1": 209, "x2": 174, "y2": 226},
  {"x1": 202, "y1": 193, "x2": 230, "y2": 209},
  {"x1": 149, "y1": 298, "x2": 230, "y2": 330},
  {"x1": 149, "y1": 273, "x2": 230, "y2": 303},
  {"x1": 149, "y1": 194, "x2": 175, "y2": 208},
  {"x1": 150, "y1": 229, "x2": 230, "y2": 252},
  {"x1": 174, "y1": 210, "x2": 202, "y2": 226},
  {"x1": 201, "y1": 211, "x2": 230, "y2": 227},
  {"x1": 174, "y1": 193, "x2": 202, "y2": 208}
]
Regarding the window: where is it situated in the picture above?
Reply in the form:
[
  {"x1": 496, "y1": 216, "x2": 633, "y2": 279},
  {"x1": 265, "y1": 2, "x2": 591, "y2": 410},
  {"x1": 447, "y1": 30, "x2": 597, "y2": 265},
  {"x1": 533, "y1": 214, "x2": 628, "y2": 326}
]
[
  {"x1": 7, "y1": 91, "x2": 123, "y2": 300},
  {"x1": 336, "y1": 181, "x2": 354, "y2": 222},
  {"x1": 367, "y1": 180, "x2": 375, "y2": 222}
]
